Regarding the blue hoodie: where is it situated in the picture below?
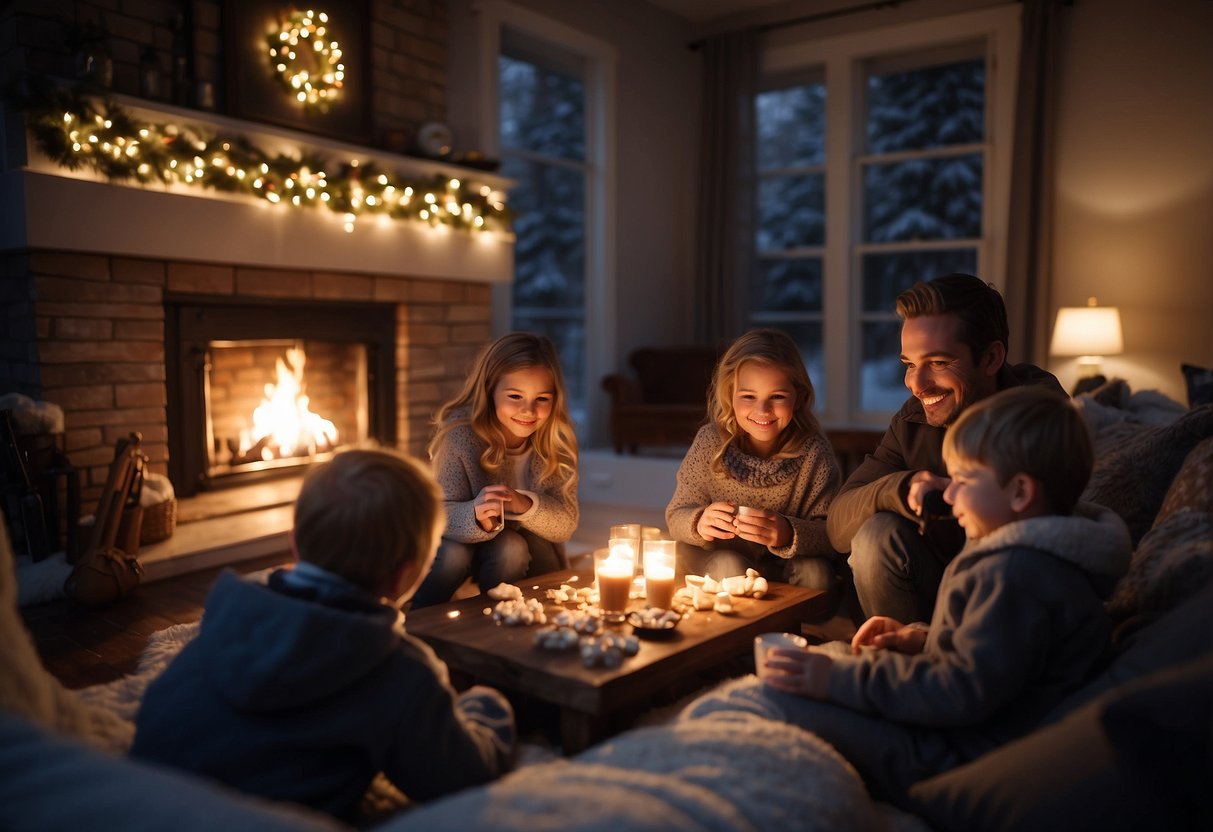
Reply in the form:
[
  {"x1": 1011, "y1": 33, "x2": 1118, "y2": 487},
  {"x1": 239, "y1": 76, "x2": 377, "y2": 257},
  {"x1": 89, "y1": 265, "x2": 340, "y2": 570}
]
[{"x1": 131, "y1": 569, "x2": 514, "y2": 819}]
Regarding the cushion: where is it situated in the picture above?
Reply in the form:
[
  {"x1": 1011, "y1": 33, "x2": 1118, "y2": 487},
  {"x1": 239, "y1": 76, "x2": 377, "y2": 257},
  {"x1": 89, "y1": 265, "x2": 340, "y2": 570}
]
[
  {"x1": 1154, "y1": 435, "x2": 1213, "y2": 524},
  {"x1": 1105, "y1": 510, "x2": 1213, "y2": 621},
  {"x1": 907, "y1": 657, "x2": 1213, "y2": 832},
  {"x1": 1182, "y1": 363, "x2": 1213, "y2": 407},
  {"x1": 1081, "y1": 404, "x2": 1213, "y2": 544},
  {"x1": 1061, "y1": 578, "x2": 1213, "y2": 711},
  {"x1": 0, "y1": 712, "x2": 344, "y2": 832}
]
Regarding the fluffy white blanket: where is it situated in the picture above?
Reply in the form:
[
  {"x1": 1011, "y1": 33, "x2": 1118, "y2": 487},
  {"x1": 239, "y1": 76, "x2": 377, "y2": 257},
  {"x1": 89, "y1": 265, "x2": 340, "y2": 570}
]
[
  {"x1": 67, "y1": 621, "x2": 925, "y2": 831},
  {"x1": 393, "y1": 711, "x2": 928, "y2": 832}
]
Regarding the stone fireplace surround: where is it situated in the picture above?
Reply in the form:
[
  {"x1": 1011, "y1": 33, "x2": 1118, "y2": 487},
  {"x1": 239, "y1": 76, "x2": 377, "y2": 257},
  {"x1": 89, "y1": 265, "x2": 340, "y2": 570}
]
[{"x1": 1, "y1": 97, "x2": 514, "y2": 579}]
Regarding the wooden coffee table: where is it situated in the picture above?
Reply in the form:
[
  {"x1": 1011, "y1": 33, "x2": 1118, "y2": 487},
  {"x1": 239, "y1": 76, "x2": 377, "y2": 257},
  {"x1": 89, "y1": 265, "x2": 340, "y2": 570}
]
[{"x1": 407, "y1": 569, "x2": 827, "y2": 753}]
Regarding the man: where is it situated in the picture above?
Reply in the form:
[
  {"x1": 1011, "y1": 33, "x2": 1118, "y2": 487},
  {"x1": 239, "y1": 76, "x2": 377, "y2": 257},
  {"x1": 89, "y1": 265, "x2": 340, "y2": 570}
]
[{"x1": 827, "y1": 274, "x2": 1064, "y2": 623}]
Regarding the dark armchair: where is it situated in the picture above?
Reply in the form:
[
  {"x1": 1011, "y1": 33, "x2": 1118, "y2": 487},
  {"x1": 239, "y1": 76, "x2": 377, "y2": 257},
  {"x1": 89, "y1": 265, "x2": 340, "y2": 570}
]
[{"x1": 601, "y1": 347, "x2": 721, "y2": 454}]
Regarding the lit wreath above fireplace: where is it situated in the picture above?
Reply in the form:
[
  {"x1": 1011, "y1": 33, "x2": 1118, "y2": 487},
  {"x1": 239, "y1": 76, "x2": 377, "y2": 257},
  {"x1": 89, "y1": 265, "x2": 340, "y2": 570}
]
[{"x1": 266, "y1": 9, "x2": 346, "y2": 112}]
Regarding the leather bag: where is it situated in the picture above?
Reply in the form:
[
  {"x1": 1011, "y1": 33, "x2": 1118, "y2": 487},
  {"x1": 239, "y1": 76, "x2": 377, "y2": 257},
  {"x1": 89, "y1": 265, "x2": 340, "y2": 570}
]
[
  {"x1": 63, "y1": 546, "x2": 144, "y2": 605},
  {"x1": 64, "y1": 433, "x2": 146, "y2": 605}
]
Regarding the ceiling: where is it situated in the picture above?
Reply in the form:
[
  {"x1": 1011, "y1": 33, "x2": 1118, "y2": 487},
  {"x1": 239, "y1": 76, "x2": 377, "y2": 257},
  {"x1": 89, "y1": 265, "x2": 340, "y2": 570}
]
[{"x1": 645, "y1": 0, "x2": 787, "y2": 23}]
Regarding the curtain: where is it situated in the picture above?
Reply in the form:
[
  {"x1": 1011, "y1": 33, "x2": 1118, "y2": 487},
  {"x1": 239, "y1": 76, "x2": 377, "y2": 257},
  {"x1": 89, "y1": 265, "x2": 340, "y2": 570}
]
[
  {"x1": 1003, "y1": 0, "x2": 1068, "y2": 365},
  {"x1": 692, "y1": 29, "x2": 758, "y2": 346}
]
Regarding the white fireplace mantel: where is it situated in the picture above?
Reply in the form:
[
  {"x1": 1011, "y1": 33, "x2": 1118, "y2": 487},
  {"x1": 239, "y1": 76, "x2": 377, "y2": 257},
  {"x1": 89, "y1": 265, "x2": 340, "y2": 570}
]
[{"x1": 0, "y1": 93, "x2": 515, "y2": 284}]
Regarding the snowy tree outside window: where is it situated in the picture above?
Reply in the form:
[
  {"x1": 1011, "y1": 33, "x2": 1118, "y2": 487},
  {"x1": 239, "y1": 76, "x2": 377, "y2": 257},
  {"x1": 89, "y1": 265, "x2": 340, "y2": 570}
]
[
  {"x1": 499, "y1": 52, "x2": 589, "y2": 422},
  {"x1": 754, "y1": 80, "x2": 827, "y2": 400},
  {"x1": 754, "y1": 33, "x2": 996, "y2": 422}
]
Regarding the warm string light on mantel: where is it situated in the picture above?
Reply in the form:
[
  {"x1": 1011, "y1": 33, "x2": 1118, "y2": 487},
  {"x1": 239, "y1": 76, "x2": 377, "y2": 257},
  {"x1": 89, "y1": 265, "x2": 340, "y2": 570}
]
[{"x1": 20, "y1": 85, "x2": 510, "y2": 234}]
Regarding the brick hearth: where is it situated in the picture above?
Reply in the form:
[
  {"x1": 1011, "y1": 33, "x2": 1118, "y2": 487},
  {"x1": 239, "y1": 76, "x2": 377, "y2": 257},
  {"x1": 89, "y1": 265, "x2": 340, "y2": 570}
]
[{"x1": 1, "y1": 249, "x2": 491, "y2": 515}]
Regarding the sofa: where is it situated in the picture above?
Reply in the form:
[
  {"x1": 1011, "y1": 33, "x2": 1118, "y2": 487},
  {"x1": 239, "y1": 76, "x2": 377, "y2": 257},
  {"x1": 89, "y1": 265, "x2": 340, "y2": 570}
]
[{"x1": 2, "y1": 381, "x2": 1210, "y2": 832}]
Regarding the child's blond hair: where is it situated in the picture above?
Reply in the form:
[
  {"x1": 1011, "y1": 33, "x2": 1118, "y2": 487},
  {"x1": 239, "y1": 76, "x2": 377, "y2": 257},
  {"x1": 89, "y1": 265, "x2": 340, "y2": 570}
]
[
  {"x1": 293, "y1": 447, "x2": 443, "y2": 591},
  {"x1": 707, "y1": 328, "x2": 823, "y2": 473},
  {"x1": 943, "y1": 386, "x2": 1093, "y2": 515},
  {"x1": 428, "y1": 332, "x2": 578, "y2": 502}
]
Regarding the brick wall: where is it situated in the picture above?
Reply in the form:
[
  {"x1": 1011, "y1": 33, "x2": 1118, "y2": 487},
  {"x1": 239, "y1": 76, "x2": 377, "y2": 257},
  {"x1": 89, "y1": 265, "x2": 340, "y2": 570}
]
[
  {"x1": 0, "y1": 249, "x2": 490, "y2": 513},
  {"x1": 0, "y1": 0, "x2": 447, "y2": 150}
]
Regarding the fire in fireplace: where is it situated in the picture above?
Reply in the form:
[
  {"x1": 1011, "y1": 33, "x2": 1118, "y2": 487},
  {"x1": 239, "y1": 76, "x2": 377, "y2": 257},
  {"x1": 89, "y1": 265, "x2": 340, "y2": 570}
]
[
  {"x1": 206, "y1": 339, "x2": 359, "y2": 475},
  {"x1": 167, "y1": 297, "x2": 396, "y2": 497}
]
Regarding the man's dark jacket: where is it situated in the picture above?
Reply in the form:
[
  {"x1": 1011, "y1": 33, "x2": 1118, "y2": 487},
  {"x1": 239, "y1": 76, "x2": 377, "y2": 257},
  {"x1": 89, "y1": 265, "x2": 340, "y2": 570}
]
[{"x1": 826, "y1": 362, "x2": 1065, "y2": 553}]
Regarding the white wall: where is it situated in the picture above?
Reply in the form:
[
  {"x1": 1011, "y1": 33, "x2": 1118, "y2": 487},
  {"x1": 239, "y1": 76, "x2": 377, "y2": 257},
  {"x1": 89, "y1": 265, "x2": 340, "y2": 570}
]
[{"x1": 1048, "y1": 0, "x2": 1213, "y2": 402}]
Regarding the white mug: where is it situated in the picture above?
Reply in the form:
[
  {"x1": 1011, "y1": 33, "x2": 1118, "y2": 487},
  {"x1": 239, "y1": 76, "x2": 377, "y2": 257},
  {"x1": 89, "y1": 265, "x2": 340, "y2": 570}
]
[{"x1": 753, "y1": 632, "x2": 808, "y2": 680}]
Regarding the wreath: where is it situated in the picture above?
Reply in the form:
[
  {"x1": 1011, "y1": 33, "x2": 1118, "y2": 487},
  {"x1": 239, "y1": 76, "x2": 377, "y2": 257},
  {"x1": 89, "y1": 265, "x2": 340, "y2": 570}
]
[{"x1": 266, "y1": 9, "x2": 345, "y2": 111}]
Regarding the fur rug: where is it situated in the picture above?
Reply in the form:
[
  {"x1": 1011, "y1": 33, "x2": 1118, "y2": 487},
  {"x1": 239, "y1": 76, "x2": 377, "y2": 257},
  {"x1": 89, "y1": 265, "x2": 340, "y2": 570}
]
[
  {"x1": 75, "y1": 621, "x2": 202, "y2": 733},
  {"x1": 15, "y1": 552, "x2": 71, "y2": 607}
]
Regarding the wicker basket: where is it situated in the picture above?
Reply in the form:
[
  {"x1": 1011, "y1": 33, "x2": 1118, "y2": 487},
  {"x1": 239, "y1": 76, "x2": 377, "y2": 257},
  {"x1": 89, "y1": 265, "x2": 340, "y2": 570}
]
[{"x1": 139, "y1": 497, "x2": 178, "y2": 544}]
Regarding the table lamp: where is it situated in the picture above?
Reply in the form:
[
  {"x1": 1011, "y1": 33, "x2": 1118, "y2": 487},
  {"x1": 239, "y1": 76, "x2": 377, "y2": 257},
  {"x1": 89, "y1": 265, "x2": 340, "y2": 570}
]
[{"x1": 1049, "y1": 297, "x2": 1123, "y2": 383}]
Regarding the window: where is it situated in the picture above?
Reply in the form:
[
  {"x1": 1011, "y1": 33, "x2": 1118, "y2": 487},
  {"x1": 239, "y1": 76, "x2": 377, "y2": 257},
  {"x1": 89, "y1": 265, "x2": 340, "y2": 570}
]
[
  {"x1": 483, "y1": 10, "x2": 615, "y2": 435},
  {"x1": 757, "y1": 7, "x2": 1019, "y2": 426},
  {"x1": 499, "y1": 41, "x2": 589, "y2": 420},
  {"x1": 753, "y1": 77, "x2": 827, "y2": 395}
]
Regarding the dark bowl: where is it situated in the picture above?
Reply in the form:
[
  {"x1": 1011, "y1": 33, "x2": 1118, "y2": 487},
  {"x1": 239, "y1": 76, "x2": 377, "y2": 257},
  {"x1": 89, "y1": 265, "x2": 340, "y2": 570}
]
[{"x1": 627, "y1": 609, "x2": 681, "y2": 637}]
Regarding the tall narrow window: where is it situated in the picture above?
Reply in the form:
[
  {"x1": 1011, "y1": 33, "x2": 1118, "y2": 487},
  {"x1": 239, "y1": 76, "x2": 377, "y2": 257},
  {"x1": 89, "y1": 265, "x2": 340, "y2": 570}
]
[
  {"x1": 753, "y1": 76, "x2": 827, "y2": 398},
  {"x1": 858, "y1": 46, "x2": 985, "y2": 411},
  {"x1": 498, "y1": 37, "x2": 590, "y2": 423},
  {"x1": 754, "y1": 6, "x2": 1017, "y2": 426}
]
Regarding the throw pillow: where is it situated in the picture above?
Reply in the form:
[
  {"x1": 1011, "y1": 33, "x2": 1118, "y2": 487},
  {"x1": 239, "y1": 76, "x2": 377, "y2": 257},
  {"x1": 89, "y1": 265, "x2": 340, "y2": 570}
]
[
  {"x1": 912, "y1": 659, "x2": 1213, "y2": 832},
  {"x1": 907, "y1": 658, "x2": 1213, "y2": 832},
  {"x1": 1081, "y1": 405, "x2": 1213, "y2": 544},
  {"x1": 1154, "y1": 435, "x2": 1213, "y2": 525},
  {"x1": 1182, "y1": 363, "x2": 1213, "y2": 407},
  {"x1": 1105, "y1": 510, "x2": 1213, "y2": 621}
]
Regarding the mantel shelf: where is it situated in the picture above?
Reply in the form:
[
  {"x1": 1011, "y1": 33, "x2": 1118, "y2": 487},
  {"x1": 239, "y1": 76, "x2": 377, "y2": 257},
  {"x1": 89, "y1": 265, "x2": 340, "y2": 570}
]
[{"x1": 0, "y1": 89, "x2": 515, "y2": 284}]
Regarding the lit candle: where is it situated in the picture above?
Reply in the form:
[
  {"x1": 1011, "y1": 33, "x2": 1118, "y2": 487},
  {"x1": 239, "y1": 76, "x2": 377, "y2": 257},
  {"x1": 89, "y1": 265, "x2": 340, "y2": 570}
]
[
  {"x1": 596, "y1": 542, "x2": 636, "y2": 622},
  {"x1": 643, "y1": 538, "x2": 677, "y2": 610}
]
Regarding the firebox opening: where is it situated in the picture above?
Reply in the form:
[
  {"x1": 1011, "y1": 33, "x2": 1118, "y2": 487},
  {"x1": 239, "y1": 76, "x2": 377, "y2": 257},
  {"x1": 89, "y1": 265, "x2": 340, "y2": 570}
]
[
  {"x1": 205, "y1": 338, "x2": 369, "y2": 480},
  {"x1": 167, "y1": 297, "x2": 396, "y2": 498}
]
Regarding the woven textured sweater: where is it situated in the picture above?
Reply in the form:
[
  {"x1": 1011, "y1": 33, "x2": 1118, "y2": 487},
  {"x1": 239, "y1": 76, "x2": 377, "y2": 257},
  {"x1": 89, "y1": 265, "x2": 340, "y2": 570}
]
[
  {"x1": 666, "y1": 424, "x2": 840, "y2": 560},
  {"x1": 432, "y1": 415, "x2": 578, "y2": 545}
]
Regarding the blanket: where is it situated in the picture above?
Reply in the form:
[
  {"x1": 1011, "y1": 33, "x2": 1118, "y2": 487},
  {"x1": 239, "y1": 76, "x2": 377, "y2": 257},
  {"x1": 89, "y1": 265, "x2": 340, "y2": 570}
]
[{"x1": 68, "y1": 618, "x2": 924, "y2": 831}]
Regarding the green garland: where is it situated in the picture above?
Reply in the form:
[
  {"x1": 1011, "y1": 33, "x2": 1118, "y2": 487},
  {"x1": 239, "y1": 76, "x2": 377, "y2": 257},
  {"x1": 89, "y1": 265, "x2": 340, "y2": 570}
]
[{"x1": 18, "y1": 82, "x2": 510, "y2": 234}]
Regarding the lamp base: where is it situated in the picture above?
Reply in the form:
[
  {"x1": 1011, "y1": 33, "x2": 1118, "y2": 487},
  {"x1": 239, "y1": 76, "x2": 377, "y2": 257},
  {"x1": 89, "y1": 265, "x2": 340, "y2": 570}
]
[{"x1": 1071, "y1": 374, "x2": 1107, "y2": 397}]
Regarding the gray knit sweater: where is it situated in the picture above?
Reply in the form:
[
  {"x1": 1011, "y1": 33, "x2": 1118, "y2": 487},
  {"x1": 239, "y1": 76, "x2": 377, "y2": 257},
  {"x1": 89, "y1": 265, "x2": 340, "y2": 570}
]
[
  {"x1": 432, "y1": 417, "x2": 578, "y2": 545},
  {"x1": 666, "y1": 424, "x2": 840, "y2": 560}
]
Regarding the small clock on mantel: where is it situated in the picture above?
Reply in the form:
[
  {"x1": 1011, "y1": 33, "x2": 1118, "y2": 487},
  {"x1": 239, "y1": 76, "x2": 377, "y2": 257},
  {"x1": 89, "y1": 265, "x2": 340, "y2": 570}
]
[{"x1": 415, "y1": 122, "x2": 453, "y2": 159}]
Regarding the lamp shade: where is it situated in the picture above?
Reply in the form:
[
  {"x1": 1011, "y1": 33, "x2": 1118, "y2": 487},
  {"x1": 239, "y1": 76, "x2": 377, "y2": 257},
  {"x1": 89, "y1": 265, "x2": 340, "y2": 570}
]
[{"x1": 1049, "y1": 298, "x2": 1124, "y2": 357}]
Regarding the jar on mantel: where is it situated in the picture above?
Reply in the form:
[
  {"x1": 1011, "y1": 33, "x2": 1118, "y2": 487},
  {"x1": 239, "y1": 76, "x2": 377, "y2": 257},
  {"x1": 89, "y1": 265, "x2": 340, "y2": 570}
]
[
  {"x1": 69, "y1": 22, "x2": 113, "y2": 88},
  {"x1": 139, "y1": 46, "x2": 162, "y2": 100}
]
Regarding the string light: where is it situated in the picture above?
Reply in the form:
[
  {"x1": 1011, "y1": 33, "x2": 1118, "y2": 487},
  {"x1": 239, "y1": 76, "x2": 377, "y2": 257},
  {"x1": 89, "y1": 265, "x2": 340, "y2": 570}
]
[{"x1": 20, "y1": 84, "x2": 510, "y2": 234}]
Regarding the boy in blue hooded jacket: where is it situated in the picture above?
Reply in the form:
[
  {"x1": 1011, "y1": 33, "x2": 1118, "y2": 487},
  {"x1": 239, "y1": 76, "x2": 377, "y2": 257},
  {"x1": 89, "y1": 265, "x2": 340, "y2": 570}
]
[{"x1": 132, "y1": 448, "x2": 514, "y2": 819}]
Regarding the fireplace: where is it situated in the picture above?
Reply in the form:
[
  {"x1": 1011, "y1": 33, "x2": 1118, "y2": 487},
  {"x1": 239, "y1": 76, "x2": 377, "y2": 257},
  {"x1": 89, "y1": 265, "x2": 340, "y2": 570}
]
[{"x1": 166, "y1": 297, "x2": 397, "y2": 497}]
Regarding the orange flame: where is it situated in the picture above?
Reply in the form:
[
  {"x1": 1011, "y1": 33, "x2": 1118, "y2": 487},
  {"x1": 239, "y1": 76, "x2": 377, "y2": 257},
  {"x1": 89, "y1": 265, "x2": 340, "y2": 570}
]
[{"x1": 238, "y1": 347, "x2": 338, "y2": 460}]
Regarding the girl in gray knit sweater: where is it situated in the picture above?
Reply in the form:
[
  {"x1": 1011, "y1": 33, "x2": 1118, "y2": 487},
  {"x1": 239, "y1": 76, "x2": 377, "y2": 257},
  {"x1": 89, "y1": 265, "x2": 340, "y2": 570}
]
[
  {"x1": 411, "y1": 333, "x2": 579, "y2": 608},
  {"x1": 666, "y1": 329, "x2": 841, "y2": 590}
]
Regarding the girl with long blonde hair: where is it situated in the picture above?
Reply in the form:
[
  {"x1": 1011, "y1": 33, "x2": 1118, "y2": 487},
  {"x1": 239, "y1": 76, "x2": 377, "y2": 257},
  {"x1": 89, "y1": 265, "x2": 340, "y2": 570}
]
[
  {"x1": 411, "y1": 332, "x2": 579, "y2": 608},
  {"x1": 665, "y1": 329, "x2": 841, "y2": 590}
]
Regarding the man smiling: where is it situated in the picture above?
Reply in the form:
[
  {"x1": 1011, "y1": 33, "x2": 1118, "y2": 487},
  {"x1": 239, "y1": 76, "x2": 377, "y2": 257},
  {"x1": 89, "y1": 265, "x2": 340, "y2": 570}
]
[{"x1": 827, "y1": 274, "x2": 1064, "y2": 623}]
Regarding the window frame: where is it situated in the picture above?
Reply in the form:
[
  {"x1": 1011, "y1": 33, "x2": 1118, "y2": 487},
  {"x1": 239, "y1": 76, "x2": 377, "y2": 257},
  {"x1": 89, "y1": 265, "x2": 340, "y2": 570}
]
[
  {"x1": 761, "y1": 5, "x2": 1021, "y2": 428},
  {"x1": 473, "y1": 0, "x2": 617, "y2": 436}
]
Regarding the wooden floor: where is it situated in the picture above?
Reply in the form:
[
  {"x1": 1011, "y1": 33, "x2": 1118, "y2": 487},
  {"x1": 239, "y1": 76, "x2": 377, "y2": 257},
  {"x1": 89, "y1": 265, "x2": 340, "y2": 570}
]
[{"x1": 20, "y1": 553, "x2": 290, "y2": 690}]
